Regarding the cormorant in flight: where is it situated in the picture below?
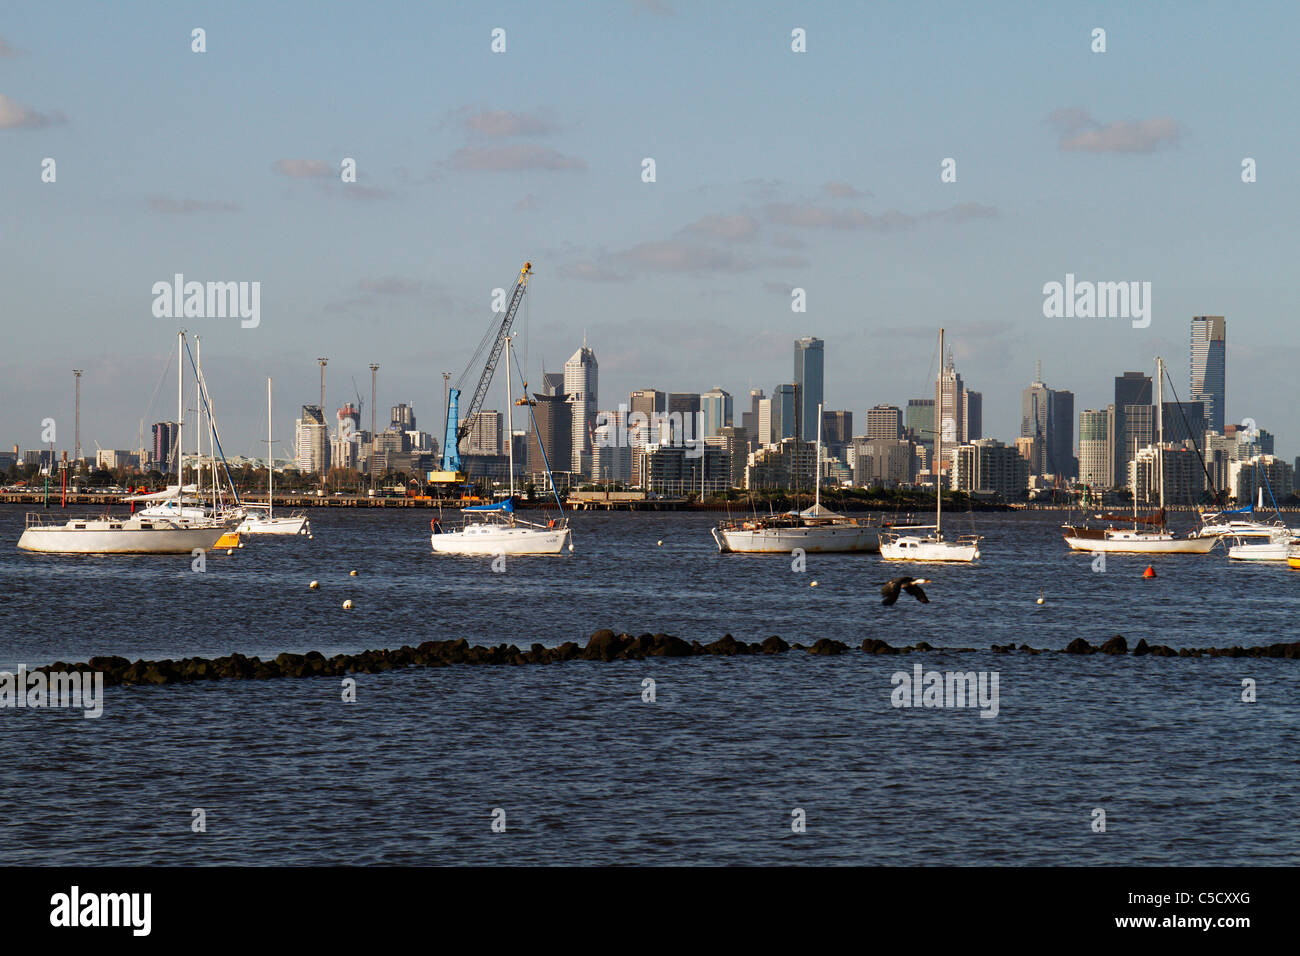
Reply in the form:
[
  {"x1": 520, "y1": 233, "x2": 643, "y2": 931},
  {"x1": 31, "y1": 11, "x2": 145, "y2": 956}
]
[{"x1": 879, "y1": 576, "x2": 931, "y2": 606}]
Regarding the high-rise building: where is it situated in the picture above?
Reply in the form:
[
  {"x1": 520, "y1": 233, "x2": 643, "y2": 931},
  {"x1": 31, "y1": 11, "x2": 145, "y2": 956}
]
[
  {"x1": 936, "y1": 352, "x2": 966, "y2": 453},
  {"x1": 151, "y1": 421, "x2": 178, "y2": 473},
  {"x1": 700, "y1": 387, "x2": 733, "y2": 439},
  {"x1": 295, "y1": 405, "x2": 329, "y2": 474},
  {"x1": 540, "y1": 370, "x2": 566, "y2": 397},
  {"x1": 564, "y1": 345, "x2": 598, "y2": 477},
  {"x1": 1162, "y1": 401, "x2": 1208, "y2": 448},
  {"x1": 390, "y1": 403, "x2": 415, "y2": 431},
  {"x1": 1190, "y1": 315, "x2": 1226, "y2": 434},
  {"x1": 793, "y1": 336, "x2": 824, "y2": 442},
  {"x1": 1113, "y1": 372, "x2": 1153, "y2": 483},
  {"x1": 964, "y1": 390, "x2": 982, "y2": 442},
  {"x1": 591, "y1": 408, "x2": 631, "y2": 482},
  {"x1": 952, "y1": 439, "x2": 1030, "y2": 498},
  {"x1": 1078, "y1": 408, "x2": 1113, "y2": 488},
  {"x1": 772, "y1": 384, "x2": 799, "y2": 441},
  {"x1": 526, "y1": 393, "x2": 572, "y2": 477},
  {"x1": 757, "y1": 398, "x2": 774, "y2": 446},
  {"x1": 466, "y1": 410, "x2": 503, "y2": 455},
  {"x1": 905, "y1": 399, "x2": 935, "y2": 457},
  {"x1": 713, "y1": 426, "x2": 749, "y2": 489},
  {"x1": 1020, "y1": 371, "x2": 1074, "y2": 477},
  {"x1": 852, "y1": 438, "x2": 914, "y2": 487},
  {"x1": 820, "y1": 410, "x2": 853, "y2": 461},
  {"x1": 865, "y1": 405, "x2": 903, "y2": 440}
]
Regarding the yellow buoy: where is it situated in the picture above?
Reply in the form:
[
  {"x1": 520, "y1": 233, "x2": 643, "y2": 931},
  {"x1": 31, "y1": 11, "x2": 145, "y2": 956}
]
[
  {"x1": 1036, "y1": 589, "x2": 1045, "y2": 605},
  {"x1": 309, "y1": 580, "x2": 319, "y2": 590},
  {"x1": 810, "y1": 580, "x2": 818, "y2": 588},
  {"x1": 349, "y1": 570, "x2": 358, "y2": 576},
  {"x1": 342, "y1": 599, "x2": 353, "y2": 610}
]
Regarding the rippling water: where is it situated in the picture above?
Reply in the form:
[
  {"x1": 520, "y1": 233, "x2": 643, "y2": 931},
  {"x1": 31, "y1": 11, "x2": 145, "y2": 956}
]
[{"x1": 1, "y1": 504, "x2": 1297, "y2": 865}]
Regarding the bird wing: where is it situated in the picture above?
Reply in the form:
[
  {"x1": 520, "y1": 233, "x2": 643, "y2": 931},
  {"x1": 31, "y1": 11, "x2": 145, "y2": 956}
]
[
  {"x1": 903, "y1": 584, "x2": 929, "y2": 603},
  {"x1": 879, "y1": 582, "x2": 899, "y2": 605}
]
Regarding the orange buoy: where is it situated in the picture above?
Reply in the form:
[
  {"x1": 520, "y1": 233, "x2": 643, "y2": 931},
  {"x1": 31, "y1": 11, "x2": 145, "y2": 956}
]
[{"x1": 1143, "y1": 565, "x2": 1156, "y2": 578}]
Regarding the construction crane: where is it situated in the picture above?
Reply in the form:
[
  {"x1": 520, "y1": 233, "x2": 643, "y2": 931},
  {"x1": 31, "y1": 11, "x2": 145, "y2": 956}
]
[{"x1": 435, "y1": 261, "x2": 533, "y2": 480}]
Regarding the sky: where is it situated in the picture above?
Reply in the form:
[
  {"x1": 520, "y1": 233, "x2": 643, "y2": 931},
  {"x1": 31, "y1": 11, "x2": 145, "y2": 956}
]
[{"x1": 2, "y1": 0, "x2": 1297, "y2": 461}]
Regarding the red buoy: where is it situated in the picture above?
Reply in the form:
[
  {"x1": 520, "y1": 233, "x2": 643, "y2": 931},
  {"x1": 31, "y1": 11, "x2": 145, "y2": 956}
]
[{"x1": 1143, "y1": 565, "x2": 1156, "y2": 578}]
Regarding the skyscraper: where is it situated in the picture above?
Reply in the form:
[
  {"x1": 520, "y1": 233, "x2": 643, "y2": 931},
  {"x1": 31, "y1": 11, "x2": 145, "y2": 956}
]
[
  {"x1": 527, "y1": 392, "x2": 572, "y2": 476},
  {"x1": 793, "y1": 336, "x2": 824, "y2": 442},
  {"x1": 151, "y1": 421, "x2": 178, "y2": 473},
  {"x1": 1190, "y1": 315, "x2": 1226, "y2": 433},
  {"x1": 1113, "y1": 371, "x2": 1153, "y2": 483},
  {"x1": 772, "y1": 384, "x2": 799, "y2": 441},
  {"x1": 564, "y1": 345, "x2": 598, "y2": 476},
  {"x1": 905, "y1": 399, "x2": 935, "y2": 457},
  {"x1": 866, "y1": 405, "x2": 903, "y2": 440},
  {"x1": 1078, "y1": 408, "x2": 1113, "y2": 488},
  {"x1": 295, "y1": 405, "x2": 329, "y2": 474},
  {"x1": 700, "y1": 387, "x2": 733, "y2": 438},
  {"x1": 1020, "y1": 370, "x2": 1075, "y2": 477}
]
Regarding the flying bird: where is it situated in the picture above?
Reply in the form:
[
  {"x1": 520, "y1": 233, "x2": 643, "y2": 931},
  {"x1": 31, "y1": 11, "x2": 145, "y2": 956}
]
[{"x1": 879, "y1": 576, "x2": 931, "y2": 606}]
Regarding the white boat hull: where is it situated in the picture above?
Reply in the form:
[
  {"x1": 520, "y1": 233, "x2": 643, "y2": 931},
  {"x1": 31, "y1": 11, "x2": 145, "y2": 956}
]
[
  {"x1": 431, "y1": 524, "x2": 572, "y2": 555},
  {"x1": 879, "y1": 535, "x2": 979, "y2": 562},
  {"x1": 237, "y1": 514, "x2": 310, "y2": 536},
  {"x1": 1227, "y1": 541, "x2": 1292, "y2": 561},
  {"x1": 711, "y1": 525, "x2": 879, "y2": 553},
  {"x1": 18, "y1": 523, "x2": 226, "y2": 555},
  {"x1": 1062, "y1": 533, "x2": 1218, "y2": 554}
]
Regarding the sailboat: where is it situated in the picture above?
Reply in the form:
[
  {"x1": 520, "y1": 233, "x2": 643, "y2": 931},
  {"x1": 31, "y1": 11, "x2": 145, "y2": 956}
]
[
  {"x1": 712, "y1": 402, "x2": 879, "y2": 552},
  {"x1": 431, "y1": 336, "x2": 572, "y2": 555},
  {"x1": 17, "y1": 331, "x2": 233, "y2": 555},
  {"x1": 236, "y1": 378, "x2": 311, "y2": 536},
  {"x1": 1213, "y1": 480, "x2": 1296, "y2": 561},
  {"x1": 879, "y1": 329, "x2": 981, "y2": 562},
  {"x1": 1062, "y1": 355, "x2": 1216, "y2": 554}
]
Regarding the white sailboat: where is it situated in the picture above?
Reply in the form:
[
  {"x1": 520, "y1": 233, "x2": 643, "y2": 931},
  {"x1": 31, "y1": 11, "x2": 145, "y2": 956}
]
[
  {"x1": 1062, "y1": 355, "x2": 1216, "y2": 554},
  {"x1": 17, "y1": 331, "x2": 232, "y2": 555},
  {"x1": 237, "y1": 378, "x2": 311, "y2": 537},
  {"x1": 431, "y1": 336, "x2": 572, "y2": 555},
  {"x1": 879, "y1": 329, "x2": 981, "y2": 563},
  {"x1": 712, "y1": 403, "x2": 879, "y2": 553}
]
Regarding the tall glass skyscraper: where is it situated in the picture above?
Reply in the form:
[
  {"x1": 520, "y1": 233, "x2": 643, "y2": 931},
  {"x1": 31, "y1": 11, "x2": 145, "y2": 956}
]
[
  {"x1": 793, "y1": 336, "x2": 823, "y2": 441},
  {"x1": 1190, "y1": 315, "x2": 1226, "y2": 433}
]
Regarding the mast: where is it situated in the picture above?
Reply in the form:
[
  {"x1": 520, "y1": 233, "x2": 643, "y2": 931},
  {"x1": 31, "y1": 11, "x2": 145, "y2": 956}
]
[
  {"x1": 1156, "y1": 356, "x2": 1164, "y2": 515},
  {"x1": 267, "y1": 377, "x2": 274, "y2": 519},
  {"x1": 814, "y1": 401, "x2": 822, "y2": 511},
  {"x1": 936, "y1": 328, "x2": 944, "y2": 536},
  {"x1": 505, "y1": 335, "x2": 515, "y2": 502},
  {"x1": 176, "y1": 330, "x2": 184, "y2": 499}
]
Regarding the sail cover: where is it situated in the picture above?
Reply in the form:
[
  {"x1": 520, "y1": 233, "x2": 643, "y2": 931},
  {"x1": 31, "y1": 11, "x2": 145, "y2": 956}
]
[{"x1": 463, "y1": 498, "x2": 514, "y2": 513}]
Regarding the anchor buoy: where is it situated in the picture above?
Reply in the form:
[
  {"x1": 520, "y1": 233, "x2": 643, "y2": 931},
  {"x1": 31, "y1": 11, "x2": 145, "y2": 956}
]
[{"x1": 548, "y1": 519, "x2": 556, "y2": 528}]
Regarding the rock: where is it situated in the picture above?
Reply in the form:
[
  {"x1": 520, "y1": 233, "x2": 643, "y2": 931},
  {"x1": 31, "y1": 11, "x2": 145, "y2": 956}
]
[
  {"x1": 860, "y1": 638, "x2": 896, "y2": 655},
  {"x1": 760, "y1": 635, "x2": 790, "y2": 654},
  {"x1": 1133, "y1": 639, "x2": 1150, "y2": 656},
  {"x1": 1065, "y1": 638, "x2": 1094, "y2": 655},
  {"x1": 809, "y1": 638, "x2": 847, "y2": 655},
  {"x1": 1099, "y1": 635, "x2": 1128, "y2": 655}
]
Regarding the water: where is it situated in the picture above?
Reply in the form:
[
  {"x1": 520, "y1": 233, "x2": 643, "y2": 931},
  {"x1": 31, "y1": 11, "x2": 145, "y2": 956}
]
[{"x1": 1, "y1": 504, "x2": 1297, "y2": 865}]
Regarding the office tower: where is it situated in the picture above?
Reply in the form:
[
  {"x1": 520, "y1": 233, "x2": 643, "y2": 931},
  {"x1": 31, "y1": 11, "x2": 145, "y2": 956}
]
[
  {"x1": 295, "y1": 405, "x2": 329, "y2": 474},
  {"x1": 527, "y1": 393, "x2": 572, "y2": 475},
  {"x1": 1190, "y1": 315, "x2": 1226, "y2": 433},
  {"x1": 1162, "y1": 401, "x2": 1208, "y2": 448},
  {"x1": 905, "y1": 399, "x2": 935, "y2": 455},
  {"x1": 564, "y1": 345, "x2": 598, "y2": 476},
  {"x1": 1078, "y1": 408, "x2": 1113, "y2": 487},
  {"x1": 1113, "y1": 371, "x2": 1153, "y2": 483},
  {"x1": 629, "y1": 388, "x2": 665, "y2": 421},
  {"x1": 964, "y1": 390, "x2": 982, "y2": 441},
  {"x1": 591, "y1": 408, "x2": 631, "y2": 482},
  {"x1": 852, "y1": 438, "x2": 915, "y2": 487},
  {"x1": 951, "y1": 439, "x2": 1030, "y2": 498},
  {"x1": 466, "y1": 410, "x2": 503, "y2": 455},
  {"x1": 151, "y1": 421, "x2": 178, "y2": 472},
  {"x1": 1020, "y1": 370, "x2": 1075, "y2": 477},
  {"x1": 540, "y1": 370, "x2": 566, "y2": 397},
  {"x1": 758, "y1": 398, "x2": 774, "y2": 446},
  {"x1": 772, "y1": 384, "x2": 799, "y2": 441},
  {"x1": 700, "y1": 387, "x2": 733, "y2": 439},
  {"x1": 390, "y1": 403, "x2": 415, "y2": 431},
  {"x1": 866, "y1": 404, "x2": 903, "y2": 440},
  {"x1": 821, "y1": 410, "x2": 853, "y2": 444},
  {"x1": 741, "y1": 388, "x2": 764, "y2": 451},
  {"x1": 793, "y1": 336, "x2": 824, "y2": 442},
  {"x1": 936, "y1": 352, "x2": 966, "y2": 450},
  {"x1": 715, "y1": 425, "x2": 749, "y2": 488}
]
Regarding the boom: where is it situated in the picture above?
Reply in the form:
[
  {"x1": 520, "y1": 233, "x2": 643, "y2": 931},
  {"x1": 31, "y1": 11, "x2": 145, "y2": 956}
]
[{"x1": 440, "y1": 261, "x2": 532, "y2": 474}]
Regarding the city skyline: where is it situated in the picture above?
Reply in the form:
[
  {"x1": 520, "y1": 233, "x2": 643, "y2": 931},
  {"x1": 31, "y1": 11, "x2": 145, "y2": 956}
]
[{"x1": 3, "y1": 3, "x2": 1297, "y2": 461}]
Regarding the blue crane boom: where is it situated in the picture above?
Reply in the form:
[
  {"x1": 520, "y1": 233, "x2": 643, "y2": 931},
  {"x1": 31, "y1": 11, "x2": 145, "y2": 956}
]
[{"x1": 440, "y1": 261, "x2": 533, "y2": 474}]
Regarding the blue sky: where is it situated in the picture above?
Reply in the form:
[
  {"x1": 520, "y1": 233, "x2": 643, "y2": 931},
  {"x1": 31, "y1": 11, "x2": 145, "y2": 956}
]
[{"x1": 2, "y1": 0, "x2": 1297, "y2": 460}]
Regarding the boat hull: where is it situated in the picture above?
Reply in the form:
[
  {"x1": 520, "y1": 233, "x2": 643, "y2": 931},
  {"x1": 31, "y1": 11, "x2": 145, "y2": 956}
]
[
  {"x1": 879, "y1": 536, "x2": 979, "y2": 562},
  {"x1": 237, "y1": 515, "x2": 310, "y2": 536},
  {"x1": 17, "y1": 525, "x2": 226, "y2": 555},
  {"x1": 711, "y1": 525, "x2": 879, "y2": 553},
  {"x1": 1062, "y1": 531, "x2": 1217, "y2": 554},
  {"x1": 1227, "y1": 541, "x2": 1292, "y2": 561},
  {"x1": 431, "y1": 525, "x2": 572, "y2": 555}
]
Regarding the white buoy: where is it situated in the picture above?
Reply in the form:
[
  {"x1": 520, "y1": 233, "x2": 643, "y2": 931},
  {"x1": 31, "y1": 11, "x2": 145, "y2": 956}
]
[
  {"x1": 657, "y1": 540, "x2": 663, "y2": 546},
  {"x1": 1036, "y1": 589, "x2": 1045, "y2": 605},
  {"x1": 225, "y1": 549, "x2": 233, "y2": 556},
  {"x1": 349, "y1": 569, "x2": 358, "y2": 576},
  {"x1": 309, "y1": 580, "x2": 319, "y2": 590},
  {"x1": 343, "y1": 599, "x2": 353, "y2": 610},
  {"x1": 810, "y1": 580, "x2": 819, "y2": 588}
]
